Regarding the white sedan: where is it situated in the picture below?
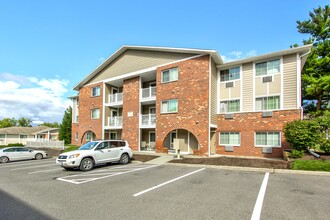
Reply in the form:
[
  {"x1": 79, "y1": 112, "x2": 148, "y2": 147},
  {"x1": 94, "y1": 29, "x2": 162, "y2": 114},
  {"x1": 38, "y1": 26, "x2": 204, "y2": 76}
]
[{"x1": 0, "y1": 147, "x2": 48, "y2": 163}]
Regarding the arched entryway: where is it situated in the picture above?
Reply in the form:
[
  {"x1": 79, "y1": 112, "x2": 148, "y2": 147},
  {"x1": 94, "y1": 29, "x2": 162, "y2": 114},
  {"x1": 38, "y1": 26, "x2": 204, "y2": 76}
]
[
  {"x1": 163, "y1": 129, "x2": 199, "y2": 154},
  {"x1": 81, "y1": 130, "x2": 97, "y2": 144}
]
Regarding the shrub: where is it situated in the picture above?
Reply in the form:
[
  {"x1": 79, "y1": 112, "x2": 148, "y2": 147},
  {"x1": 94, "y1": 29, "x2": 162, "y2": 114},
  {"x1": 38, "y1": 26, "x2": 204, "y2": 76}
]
[
  {"x1": 7, "y1": 143, "x2": 24, "y2": 147},
  {"x1": 320, "y1": 139, "x2": 330, "y2": 153},
  {"x1": 284, "y1": 120, "x2": 321, "y2": 151},
  {"x1": 65, "y1": 145, "x2": 79, "y2": 152},
  {"x1": 289, "y1": 150, "x2": 304, "y2": 158}
]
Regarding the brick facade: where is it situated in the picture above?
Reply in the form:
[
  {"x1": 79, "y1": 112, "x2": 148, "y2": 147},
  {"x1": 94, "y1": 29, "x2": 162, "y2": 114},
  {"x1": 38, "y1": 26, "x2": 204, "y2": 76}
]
[
  {"x1": 76, "y1": 82, "x2": 103, "y2": 145},
  {"x1": 122, "y1": 77, "x2": 140, "y2": 150},
  {"x1": 216, "y1": 110, "x2": 301, "y2": 158},
  {"x1": 155, "y1": 55, "x2": 210, "y2": 155}
]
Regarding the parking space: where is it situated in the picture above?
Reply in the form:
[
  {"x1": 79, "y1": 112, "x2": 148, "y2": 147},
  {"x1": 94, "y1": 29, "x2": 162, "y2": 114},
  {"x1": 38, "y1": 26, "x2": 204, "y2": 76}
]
[{"x1": 0, "y1": 159, "x2": 329, "y2": 220}]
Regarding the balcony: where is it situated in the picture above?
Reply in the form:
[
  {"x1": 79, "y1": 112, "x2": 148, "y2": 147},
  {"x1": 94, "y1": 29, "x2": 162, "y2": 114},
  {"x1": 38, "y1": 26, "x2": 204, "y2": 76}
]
[
  {"x1": 140, "y1": 114, "x2": 156, "y2": 128},
  {"x1": 107, "y1": 116, "x2": 123, "y2": 129},
  {"x1": 107, "y1": 93, "x2": 123, "y2": 106},
  {"x1": 141, "y1": 87, "x2": 156, "y2": 102}
]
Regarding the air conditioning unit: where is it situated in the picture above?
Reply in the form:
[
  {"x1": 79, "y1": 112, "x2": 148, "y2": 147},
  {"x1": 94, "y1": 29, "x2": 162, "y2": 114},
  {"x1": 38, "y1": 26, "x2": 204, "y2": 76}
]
[
  {"x1": 262, "y1": 111, "x2": 273, "y2": 117},
  {"x1": 225, "y1": 82, "x2": 234, "y2": 88},
  {"x1": 262, "y1": 147, "x2": 272, "y2": 154},
  {"x1": 224, "y1": 113, "x2": 234, "y2": 119},
  {"x1": 225, "y1": 145, "x2": 234, "y2": 152},
  {"x1": 262, "y1": 76, "x2": 273, "y2": 83}
]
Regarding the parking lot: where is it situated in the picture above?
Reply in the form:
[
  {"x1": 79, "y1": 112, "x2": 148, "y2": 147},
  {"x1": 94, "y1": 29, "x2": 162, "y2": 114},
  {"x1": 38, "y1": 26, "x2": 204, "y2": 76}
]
[{"x1": 0, "y1": 158, "x2": 329, "y2": 220}]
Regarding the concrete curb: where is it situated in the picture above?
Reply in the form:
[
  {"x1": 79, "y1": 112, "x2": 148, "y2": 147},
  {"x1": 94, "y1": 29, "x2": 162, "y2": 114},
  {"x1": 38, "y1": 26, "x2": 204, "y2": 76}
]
[{"x1": 162, "y1": 162, "x2": 330, "y2": 176}]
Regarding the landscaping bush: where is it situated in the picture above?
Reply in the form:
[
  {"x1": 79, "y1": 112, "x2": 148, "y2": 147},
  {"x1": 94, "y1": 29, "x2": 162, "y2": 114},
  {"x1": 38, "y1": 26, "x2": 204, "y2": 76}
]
[
  {"x1": 7, "y1": 143, "x2": 24, "y2": 147},
  {"x1": 320, "y1": 140, "x2": 330, "y2": 153},
  {"x1": 64, "y1": 145, "x2": 79, "y2": 152},
  {"x1": 284, "y1": 120, "x2": 321, "y2": 151},
  {"x1": 289, "y1": 150, "x2": 304, "y2": 158}
]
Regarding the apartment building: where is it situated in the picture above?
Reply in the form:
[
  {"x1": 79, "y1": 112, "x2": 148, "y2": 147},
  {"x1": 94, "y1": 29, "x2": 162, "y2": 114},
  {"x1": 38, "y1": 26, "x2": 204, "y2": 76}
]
[{"x1": 71, "y1": 45, "x2": 311, "y2": 158}]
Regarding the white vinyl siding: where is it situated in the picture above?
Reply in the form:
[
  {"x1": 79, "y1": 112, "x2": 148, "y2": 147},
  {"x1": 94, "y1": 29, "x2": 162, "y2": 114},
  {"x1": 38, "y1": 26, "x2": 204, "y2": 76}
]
[
  {"x1": 91, "y1": 108, "x2": 100, "y2": 119},
  {"x1": 256, "y1": 59, "x2": 280, "y2": 76},
  {"x1": 219, "y1": 132, "x2": 240, "y2": 145},
  {"x1": 162, "y1": 67, "x2": 178, "y2": 83},
  {"x1": 255, "y1": 132, "x2": 281, "y2": 147},
  {"x1": 161, "y1": 99, "x2": 178, "y2": 113}
]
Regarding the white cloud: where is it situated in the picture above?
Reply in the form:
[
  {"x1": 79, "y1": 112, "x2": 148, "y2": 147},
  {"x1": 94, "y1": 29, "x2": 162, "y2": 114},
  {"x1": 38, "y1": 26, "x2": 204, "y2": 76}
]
[
  {"x1": 223, "y1": 50, "x2": 258, "y2": 62},
  {"x1": 0, "y1": 73, "x2": 71, "y2": 124}
]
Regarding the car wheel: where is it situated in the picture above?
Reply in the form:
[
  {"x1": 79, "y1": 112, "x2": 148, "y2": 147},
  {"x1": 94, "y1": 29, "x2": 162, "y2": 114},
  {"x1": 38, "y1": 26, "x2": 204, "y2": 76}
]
[
  {"x1": 35, "y1": 153, "x2": 43, "y2": 160},
  {"x1": 119, "y1": 153, "x2": 130, "y2": 165},
  {"x1": 0, "y1": 156, "x2": 9, "y2": 163},
  {"x1": 79, "y1": 158, "x2": 94, "y2": 171}
]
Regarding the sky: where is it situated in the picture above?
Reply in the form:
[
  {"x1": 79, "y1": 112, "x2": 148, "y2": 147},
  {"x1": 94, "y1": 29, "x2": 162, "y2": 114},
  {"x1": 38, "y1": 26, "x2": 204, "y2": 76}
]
[{"x1": 0, "y1": 0, "x2": 328, "y2": 124}]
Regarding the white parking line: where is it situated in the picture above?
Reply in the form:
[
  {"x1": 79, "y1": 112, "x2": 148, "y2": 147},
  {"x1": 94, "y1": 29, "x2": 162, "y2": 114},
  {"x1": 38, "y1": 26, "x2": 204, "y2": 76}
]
[
  {"x1": 251, "y1": 172, "x2": 270, "y2": 220},
  {"x1": 11, "y1": 164, "x2": 57, "y2": 171},
  {"x1": 57, "y1": 164, "x2": 159, "y2": 184},
  {"x1": 0, "y1": 159, "x2": 55, "y2": 168},
  {"x1": 133, "y1": 168, "x2": 205, "y2": 197},
  {"x1": 28, "y1": 168, "x2": 63, "y2": 174}
]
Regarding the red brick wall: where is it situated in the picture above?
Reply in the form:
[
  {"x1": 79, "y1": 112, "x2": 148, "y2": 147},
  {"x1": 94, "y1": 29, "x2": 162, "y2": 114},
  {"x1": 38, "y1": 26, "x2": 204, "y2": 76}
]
[
  {"x1": 122, "y1": 77, "x2": 140, "y2": 150},
  {"x1": 74, "y1": 82, "x2": 103, "y2": 145},
  {"x1": 71, "y1": 123, "x2": 79, "y2": 145},
  {"x1": 216, "y1": 110, "x2": 300, "y2": 158},
  {"x1": 155, "y1": 55, "x2": 210, "y2": 155}
]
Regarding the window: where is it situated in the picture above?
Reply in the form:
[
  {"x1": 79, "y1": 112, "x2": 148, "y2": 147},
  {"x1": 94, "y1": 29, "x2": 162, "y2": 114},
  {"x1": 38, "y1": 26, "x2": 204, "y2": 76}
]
[
  {"x1": 76, "y1": 98, "x2": 79, "y2": 106},
  {"x1": 91, "y1": 108, "x2": 100, "y2": 119},
  {"x1": 161, "y1": 99, "x2": 178, "y2": 113},
  {"x1": 219, "y1": 132, "x2": 240, "y2": 145},
  {"x1": 86, "y1": 132, "x2": 92, "y2": 142},
  {"x1": 0, "y1": 134, "x2": 5, "y2": 139},
  {"x1": 110, "y1": 132, "x2": 117, "y2": 140},
  {"x1": 75, "y1": 116, "x2": 79, "y2": 123},
  {"x1": 256, "y1": 96, "x2": 280, "y2": 111},
  {"x1": 75, "y1": 132, "x2": 78, "y2": 141},
  {"x1": 255, "y1": 132, "x2": 281, "y2": 147},
  {"x1": 220, "y1": 67, "x2": 240, "y2": 82},
  {"x1": 256, "y1": 59, "x2": 280, "y2": 76},
  {"x1": 162, "y1": 67, "x2": 178, "y2": 83},
  {"x1": 91, "y1": 86, "x2": 100, "y2": 97},
  {"x1": 19, "y1": 135, "x2": 28, "y2": 139},
  {"x1": 220, "y1": 100, "x2": 240, "y2": 113}
]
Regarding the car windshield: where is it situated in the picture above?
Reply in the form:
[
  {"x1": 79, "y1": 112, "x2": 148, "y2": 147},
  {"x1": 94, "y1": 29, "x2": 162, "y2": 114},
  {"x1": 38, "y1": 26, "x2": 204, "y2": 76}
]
[{"x1": 78, "y1": 142, "x2": 99, "y2": 150}]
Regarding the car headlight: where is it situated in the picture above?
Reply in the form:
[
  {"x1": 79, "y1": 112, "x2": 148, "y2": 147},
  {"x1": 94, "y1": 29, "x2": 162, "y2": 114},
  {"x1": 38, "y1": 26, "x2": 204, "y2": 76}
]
[{"x1": 68, "y1": 154, "x2": 80, "y2": 159}]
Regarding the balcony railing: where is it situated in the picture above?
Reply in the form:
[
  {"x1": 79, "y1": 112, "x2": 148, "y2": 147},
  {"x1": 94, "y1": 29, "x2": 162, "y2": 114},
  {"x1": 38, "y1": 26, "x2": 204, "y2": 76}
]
[
  {"x1": 108, "y1": 93, "x2": 123, "y2": 104},
  {"x1": 141, "y1": 114, "x2": 156, "y2": 126},
  {"x1": 108, "y1": 116, "x2": 123, "y2": 127},
  {"x1": 141, "y1": 87, "x2": 156, "y2": 100}
]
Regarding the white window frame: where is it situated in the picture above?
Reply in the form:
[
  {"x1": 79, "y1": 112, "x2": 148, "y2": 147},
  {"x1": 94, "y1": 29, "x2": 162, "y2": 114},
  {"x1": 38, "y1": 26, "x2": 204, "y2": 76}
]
[
  {"x1": 161, "y1": 67, "x2": 178, "y2": 83},
  {"x1": 91, "y1": 86, "x2": 100, "y2": 97},
  {"x1": 219, "y1": 132, "x2": 240, "y2": 146},
  {"x1": 255, "y1": 132, "x2": 281, "y2": 148},
  {"x1": 161, "y1": 99, "x2": 178, "y2": 114},
  {"x1": 255, "y1": 95, "x2": 280, "y2": 111},
  {"x1": 255, "y1": 59, "x2": 280, "y2": 76},
  {"x1": 219, "y1": 99, "x2": 240, "y2": 113},
  {"x1": 91, "y1": 108, "x2": 100, "y2": 119},
  {"x1": 220, "y1": 66, "x2": 240, "y2": 82}
]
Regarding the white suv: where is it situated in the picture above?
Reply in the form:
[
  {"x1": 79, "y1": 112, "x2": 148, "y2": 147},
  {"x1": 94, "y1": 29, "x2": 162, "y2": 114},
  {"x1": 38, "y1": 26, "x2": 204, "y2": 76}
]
[{"x1": 56, "y1": 140, "x2": 133, "y2": 171}]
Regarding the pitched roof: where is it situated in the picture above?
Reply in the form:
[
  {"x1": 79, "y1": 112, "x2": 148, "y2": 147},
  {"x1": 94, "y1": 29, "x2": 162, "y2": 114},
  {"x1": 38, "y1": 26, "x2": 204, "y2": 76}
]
[
  {"x1": 0, "y1": 126, "x2": 51, "y2": 135},
  {"x1": 73, "y1": 45, "x2": 223, "y2": 90}
]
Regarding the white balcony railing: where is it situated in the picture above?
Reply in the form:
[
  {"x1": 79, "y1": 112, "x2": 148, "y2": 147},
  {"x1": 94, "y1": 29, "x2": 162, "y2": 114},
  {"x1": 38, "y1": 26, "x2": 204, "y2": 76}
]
[
  {"x1": 108, "y1": 116, "x2": 123, "y2": 127},
  {"x1": 141, "y1": 114, "x2": 156, "y2": 126},
  {"x1": 141, "y1": 87, "x2": 156, "y2": 100},
  {"x1": 108, "y1": 93, "x2": 123, "y2": 104}
]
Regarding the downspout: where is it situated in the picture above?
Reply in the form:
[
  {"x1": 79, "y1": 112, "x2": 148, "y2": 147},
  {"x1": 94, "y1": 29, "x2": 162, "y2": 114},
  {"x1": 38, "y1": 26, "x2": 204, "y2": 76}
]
[{"x1": 299, "y1": 50, "x2": 311, "y2": 121}]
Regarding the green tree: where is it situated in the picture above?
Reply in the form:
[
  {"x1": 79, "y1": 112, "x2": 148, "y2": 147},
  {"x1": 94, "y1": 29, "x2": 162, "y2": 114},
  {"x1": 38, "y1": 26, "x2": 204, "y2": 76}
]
[
  {"x1": 0, "y1": 118, "x2": 17, "y2": 128},
  {"x1": 17, "y1": 117, "x2": 32, "y2": 127},
  {"x1": 40, "y1": 122, "x2": 60, "y2": 128},
  {"x1": 297, "y1": 5, "x2": 330, "y2": 112},
  {"x1": 59, "y1": 107, "x2": 72, "y2": 145}
]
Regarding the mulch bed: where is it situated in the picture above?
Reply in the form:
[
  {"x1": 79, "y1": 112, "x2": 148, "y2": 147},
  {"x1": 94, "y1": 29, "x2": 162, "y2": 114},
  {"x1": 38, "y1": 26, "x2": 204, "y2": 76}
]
[
  {"x1": 169, "y1": 157, "x2": 291, "y2": 169},
  {"x1": 132, "y1": 154, "x2": 159, "y2": 162}
]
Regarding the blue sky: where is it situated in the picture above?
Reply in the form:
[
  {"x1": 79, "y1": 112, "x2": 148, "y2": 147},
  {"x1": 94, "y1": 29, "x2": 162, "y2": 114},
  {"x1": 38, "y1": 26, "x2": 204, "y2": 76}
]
[{"x1": 0, "y1": 0, "x2": 328, "y2": 124}]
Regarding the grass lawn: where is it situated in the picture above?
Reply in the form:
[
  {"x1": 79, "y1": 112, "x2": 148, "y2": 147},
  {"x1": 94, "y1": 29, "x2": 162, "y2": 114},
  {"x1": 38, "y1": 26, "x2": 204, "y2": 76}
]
[{"x1": 292, "y1": 160, "x2": 330, "y2": 172}]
